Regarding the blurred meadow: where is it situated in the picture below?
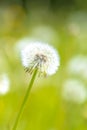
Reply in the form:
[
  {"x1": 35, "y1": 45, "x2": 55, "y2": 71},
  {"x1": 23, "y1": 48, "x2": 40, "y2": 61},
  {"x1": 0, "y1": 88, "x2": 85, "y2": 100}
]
[{"x1": 0, "y1": 0, "x2": 87, "y2": 130}]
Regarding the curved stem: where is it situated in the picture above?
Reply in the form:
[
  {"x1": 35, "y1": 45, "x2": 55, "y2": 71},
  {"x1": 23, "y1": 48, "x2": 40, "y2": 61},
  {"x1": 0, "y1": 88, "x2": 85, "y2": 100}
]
[{"x1": 12, "y1": 69, "x2": 38, "y2": 130}]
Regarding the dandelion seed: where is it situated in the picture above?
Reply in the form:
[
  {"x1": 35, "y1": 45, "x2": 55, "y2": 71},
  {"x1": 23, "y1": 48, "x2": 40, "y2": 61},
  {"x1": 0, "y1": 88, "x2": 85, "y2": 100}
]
[
  {"x1": 62, "y1": 79, "x2": 87, "y2": 104},
  {"x1": 0, "y1": 74, "x2": 10, "y2": 95},
  {"x1": 21, "y1": 41, "x2": 60, "y2": 76}
]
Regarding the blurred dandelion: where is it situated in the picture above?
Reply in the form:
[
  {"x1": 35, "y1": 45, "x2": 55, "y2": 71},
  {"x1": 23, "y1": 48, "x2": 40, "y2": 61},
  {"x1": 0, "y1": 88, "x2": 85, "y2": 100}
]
[
  {"x1": 67, "y1": 11, "x2": 87, "y2": 34},
  {"x1": 68, "y1": 23, "x2": 80, "y2": 36},
  {"x1": 67, "y1": 55, "x2": 87, "y2": 79},
  {"x1": 12, "y1": 41, "x2": 60, "y2": 130},
  {"x1": 0, "y1": 74, "x2": 10, "y2": 95},
  {"x1": 67, "y1": 11, "x2": 87, "y2": 51},
  {"x1": 62, "y1": 79, "x2": 87, "y2": 104},
  {"x1": 15, "y1": 38, "x2": 36, "y2": 56},
  {"x1": 31, "y1": 25, "x2": 58, "y2": 43}
]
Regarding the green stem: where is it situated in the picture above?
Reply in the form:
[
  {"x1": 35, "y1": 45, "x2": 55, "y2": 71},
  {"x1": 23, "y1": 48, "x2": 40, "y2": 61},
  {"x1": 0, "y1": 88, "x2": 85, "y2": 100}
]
[{"x1": 12, "y1": 68, "x2": 38, "y2": 130}]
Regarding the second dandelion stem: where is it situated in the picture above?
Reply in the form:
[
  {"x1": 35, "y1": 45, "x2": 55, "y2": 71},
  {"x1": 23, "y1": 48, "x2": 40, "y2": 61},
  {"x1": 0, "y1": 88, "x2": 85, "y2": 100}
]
[{"x1": 12, "y1": 68, "x2": 38, "y2": 130}]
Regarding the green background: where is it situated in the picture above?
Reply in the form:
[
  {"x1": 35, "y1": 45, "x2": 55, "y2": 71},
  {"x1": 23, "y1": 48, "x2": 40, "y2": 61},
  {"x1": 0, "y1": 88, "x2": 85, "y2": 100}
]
[{"x1": 0, "y1": 0, "x2": 87, "y2": 130}]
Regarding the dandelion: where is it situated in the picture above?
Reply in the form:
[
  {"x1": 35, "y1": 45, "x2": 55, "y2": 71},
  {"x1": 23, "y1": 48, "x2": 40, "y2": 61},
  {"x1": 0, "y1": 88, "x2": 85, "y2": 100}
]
[
  {"x1": 67, "y1": 55, "x2": 87, "y2": 79},
  {"x1": 68, "y1": 23, "x2": 80, "y2": 36},
  {"x1": 15, "y1": 38, "x2": 35, "y2": 56},
  {"x1": 31, "y1": 25, "x2": 58, "y2": 43},
  {"x1": 62, "y1": 79, "x2": 86, "y2": 104},
  {"x1": 21, "y1": 41, "x2": 60, "y2": 76},
  {"x1": 0, "y1": 74, "x2": 10, "y2": 95},
  {"x1": 12, "y1": 41, "x2": 60, "y2": 130}
]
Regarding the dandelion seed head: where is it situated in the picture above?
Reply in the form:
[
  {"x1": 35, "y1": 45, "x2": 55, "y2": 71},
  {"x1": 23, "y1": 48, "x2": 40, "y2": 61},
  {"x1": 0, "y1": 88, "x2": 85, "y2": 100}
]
[
  {"x1": 21, "y1": 41, "x2": 60, "y2": 76},
  {"x1": 67, "y1": 55, "x2": 87, "y2": 79},
  {"x1": 62, "y1": 79, "x2": 87, "y2": 104},
  {"x1": 0, "y1": 74, "x2": 10, "y2": 95},
  {"x1": 31, "y1": 25, "x2": 58, "y2": 43}
]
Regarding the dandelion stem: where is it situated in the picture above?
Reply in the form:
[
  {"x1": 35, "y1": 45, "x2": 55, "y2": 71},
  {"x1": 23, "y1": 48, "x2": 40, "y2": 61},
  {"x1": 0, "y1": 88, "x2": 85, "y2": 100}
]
[{"x1": 12, "y1": 68, "x2": 38, "y2": 130}]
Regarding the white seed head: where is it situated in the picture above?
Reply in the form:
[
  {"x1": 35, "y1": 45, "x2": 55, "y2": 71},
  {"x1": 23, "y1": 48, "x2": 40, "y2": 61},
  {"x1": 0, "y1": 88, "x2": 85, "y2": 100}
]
[
  {"x1": 0, "y1": 74, "x2": 10, "y2": 95},
  {"x1": 67, "y1": 55, "x2": 87, "y2": 79},
  {"x1": 62, "y1": 79, "x2": 87, "y2": 104},
  {"x1": 21, "y1": 41, "x2": 60, "y2": 76},
  {"x1": 31, "y1": 25, "x2": 58, "y2": 43}
]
